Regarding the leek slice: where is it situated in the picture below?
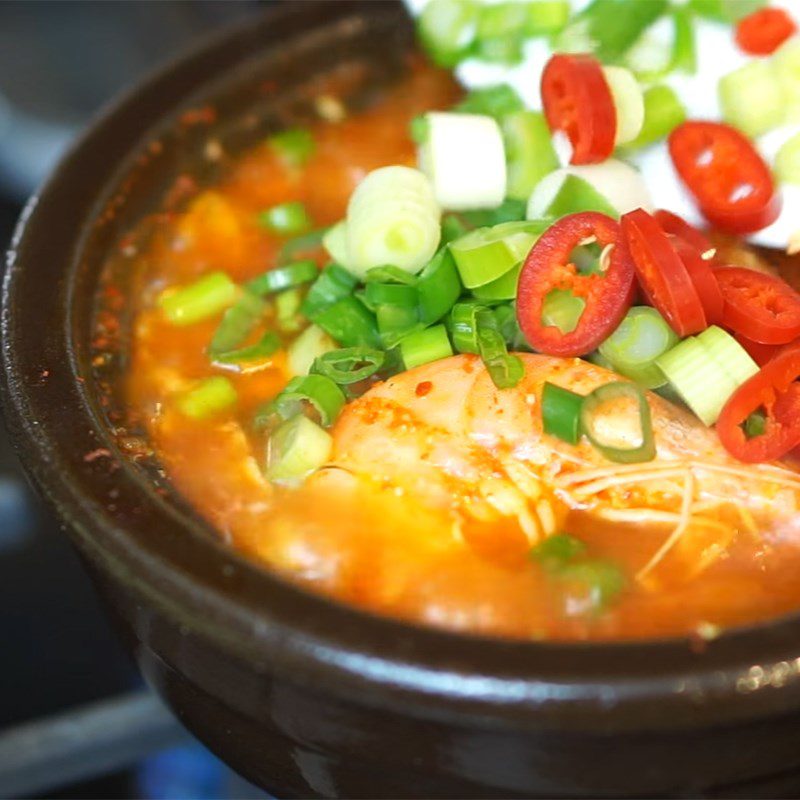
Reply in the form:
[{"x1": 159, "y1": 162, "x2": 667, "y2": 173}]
[
  {"x1": 502, "y1": 111, "x2": 560, "y2": 202},
  {"x1": 266, "y1": 415, "x2": 332, "y2": 485},
  {"x1": 719, "y1": 60, "x2": 786, "y2": 138},
  {"x1": 696, "y1": 326, "x2": 759, "y2": 386},
  {"x1": 177, "y1": 377, "x2": 237, "y2": 420},
  {"x1": 159, "y1": 272, "x2": 238, "y2": 326},
  {"x1": 322, "y1": 221, "x2": 349, "y2": 265},
  {"x1": 602, "y1": 66, "x2": 645, "y2": 146},
  {"x1": 775, "y1": 133, "x2": 800, "y2": 185},
  {"x1": 629, "y1": 85, "x2": 686, "y2": 149},
  {"x1": 345, "y1": 166, "x2": 440, "y2": 277},
  {"x1": 399, "y1": 325, "x2": 453, "y2": 369},
  {"x1": 418, "y1": 112, "x2": 506, "y2": 211},
  {"x1": 287, "y1": 324, "x2": 336, "y2": 377},
  {"x1": 472, "y1": 262, "x2": 523, "y2": 302},
  {"x1": 773, "y1": 37, "x2": 800, "y2": 122}
]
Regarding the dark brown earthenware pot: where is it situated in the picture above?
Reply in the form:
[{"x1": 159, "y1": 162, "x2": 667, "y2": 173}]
[{"x1": 4, "y1": 2, "x2": 800, "y2": 797}]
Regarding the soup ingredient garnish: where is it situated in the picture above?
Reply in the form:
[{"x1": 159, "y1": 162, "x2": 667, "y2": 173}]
[
  {"x1": 622, "y1": 208, "x2": 706, "y2": 336},
  {"x1": 399, "y1": 324, "x2": 453, "y2": 370},
  {"x1": 312, "y1": 347, "x2": 385, "y2": 385},
  {"x1": 690, "y1": 0, "x2": 766, "y2": 23},
  {"x1": 668, "y1": 121, "x2": 781, "y2": 234},
  {"x1": 417, "y1": 0, "x2": 479, "y2": 68},
  {"x1": 580, "y1": 380, "x2": 656, "y2": 463},
  {"x1": 418, "y1": 111, "x2": 507, "y2": 210},
  {"x1": 629, "y1": 84, "x2": 687, "y2": 149},
  {"x1": 266, "y1": 414, "x2": 332, "y2": 485},
  {"x1": 265, "y1": 374, "x2": 345, "y2": 429},
  {"x1": 656, "y1": 326, "x2": 758, "y2": 424},
  {"x1": 541, "y1": 54, "x2": 616, "y2": 165},
  {"x1": 517, "y1": 212, "x2": 635, "y2": 356},
  {"x1": 542, "y1": 381, "x2": 584, "y2": 444},
  {"x1": 208, "y1": 290, "x2": 266, "y2": 357},
  {"x1": 719, "y1": 59, "x2": 787, "y2": 138},
  {"x1": 598, "y1": 306, "x2": 678, "y2": 389},
  {"x1": 176, "y1": 376, "x2": 237, "y2": 420},
  {"x1": 735, "y1": 7, "x2": 797, "y2": 55},
  {"x1": 213, "y1": 332, "x2": 281, "y2": 366},
  {"x1": 287, "y1": 325, "x2": 336, "y2": 378},
  {"x1": 775, "y1": 132, "x2": 800, "y2": 186},
  {"x1": 601, "y1": 66, "x2": 645, "y2": 146},
  {"x1": 159, "y1": 271, "x2": 237, "y2": 326},
  {"x1": 301, "y1": 264, "x2": 358, "y2": 319},
  {"x1": 717, "y1": 344, "x2": 800, "y2": 462},
  {"x1": 416, "y1": 248, "x2": 462, "y2": 324},
  {"x1": 475, "y1": 308, "x2": 524, "y2": 389},
  {"x1": 343, "y1": 166, "x2": 441, "y2": 277},
  {"x1": 258, "y1": 201, "x2": 312, "y2": 235},
  {"x1": 502, "y1": 111, "x2": 559, "y2": 201},
  {"x1": 714, "y1": 266, "x2": 800, "y2": 344},
  {"x1": 268, "y1": 128, "x2": 315, "y2": 168},
  {"x1": 247, "y1": 260, "x2": 318, "y2": 296}
]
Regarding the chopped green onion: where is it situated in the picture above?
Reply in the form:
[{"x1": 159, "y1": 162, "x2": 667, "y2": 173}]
[
  {"x1": 312, "y1": 295, "x2": 380, "y2": 348},
  {"x1": 476, "y1": 309, "x2": 524, "y2": 389},
  {"x1": 208, "y1": 290, "x2": 267, "y2": 357},
  {"x1": 455, "y1": 84, "x2": 525, "y2": 120},
  {"x1": 441, "y1": 214, "x2": 471, "y2": 246},
  {"x1": 399, "y1": 324, "x2": 453, "y2": 370},
  {"x1": 688, "y1": 0, "x2": 765, "y2": 22},
  {"x1": 266, "y1": 415, "x2": 332, "y2": 485},
  {"x1": 269, "y1": 373, "x2": 346, "y2": 427},
  {"x1": 580, "y1": 381, "x2": 656, "y2": 464},
  {"x1": 628, "y1": 85, "x2": 686, "y2": 149},
  {"x1": 275, "y1": 288, "x2": 304, "y2": 333},
  {"x1": 312, "y1": 347, "x2": 385, "y2": 385},
  {"x1": 410, "y1": 114, "x2": 431, "y2": 145},
  {"x1": 418, "y1": 111, "x2": 506, "y2": 211},
  {"x1": 269, "y1": 129, "x2": 315, "y2": 168},
  {"x1": 719, "y1": 59, "x2": 786, "y2": 138},
  {"x1": 671, "y1": 7, "x2": 697, "y2": 75},
  {"x1": 365, "y1": 281, "x2": 418, "y2": 309},
  {"x1": 493, "y1": 302, "x2": 529, "y2": 351},
  {"x1": 656, "y1": 327, "x2": 758, "y2": 425},
  {"x1": 502, "y1": 111, "x2": 560, "y2": 202},
  {"x1": 472, "y1": 262, "x2": 523, "y2": 302},
  {"x1": 524, "y1": 1, "x2": 570, "y2": 35},
  {"x1": 214, "y1": 332, "x2": 282, "y2": 365},
  {"x1": 542, "y1": 382, "x2": 584, "y2": 445},
  {"x1": 626, "y1": 7, "x2": 696, "y2": 81},
  {"x1": 258, "y1": 201, "x2": 312, "y2": 235},
  {"x1": 287, "y1": 324, "x2": 336, "y2": 377},
  {"x1": 450, "y1": 220, "x2": 543, "y2": 288},
  {"x1": 744, "y1": 411, "x2": 767, "y2": 439},
  {"x1": 598, "y1": 306, "x2": 678, "y2": 389},
  {"x1": 365, "y1": 265, "x2": 418, "y2": 285},
  {"x1": 346, "y1": 166, "x2": 441, "y2": 277},
  {"x1": 474, "y1": 4, "x2": 528, "y2": 64},
  {"x1": 177, "y1": 376, "x2": 237, "y2": 420},
  {"x1": 541, "y1": 289, "x2": 585, "y2": 335},
  {"x1": 602, "y1": 66, "x2": 644, "y2": 146},
  {"x1": 531, "y1": 532, "x2": 588, "y2": 570},
  {"x1": 775, "y1": 132, "x2": 800, "y2": 186},
  {"x1": 553, "y1": 0, "x2": 668, "y2": 64},
  {"x1": 449, "y1": 301, "x2": 485, "y2": 354},
  {"x1": 527, "y1": 172, "x2": 619, "y2": 220},
  {"x1": 417, "y1": 248, "x2": 462, "y2": 324},
  {"x1": 773, "y1": 38, "x2": 800, "y2": 123},
  {"x1": 159, "y1": 271, "x2": 238, "y2": 326},
  {"x1": 301, "y1": 263, "x2": 358, "y2": 319},
  {"x1": 278, "y1": 227, "x2": 327, "y2": 265},
  {"x1": 247, "y1": 260, "x2": 318, "y2": 296},
  {"x1": 322, "y1": 221, "x2": 349, "y2": 265},
  {"x1": 376, "y1": 302, "x2": 419, "y2": 339},
  {"x1": 474, "y1": 36, "x2": 525, "y2": 65},
  {"x1": 418, "y1": 0, "x2": 479, "y2": 68},
  {"x1": 461, "y1": 198, "x2": 528, "y2": 228}
]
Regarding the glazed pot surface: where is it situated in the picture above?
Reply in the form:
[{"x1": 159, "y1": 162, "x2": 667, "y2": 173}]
[{"x1": 4, "y1": 2, "x2": 800, "y2": 797}]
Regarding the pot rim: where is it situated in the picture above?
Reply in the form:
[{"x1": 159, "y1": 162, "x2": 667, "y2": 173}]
[{"x1": 3, "y1": 0, "x2": 800, "y2": 734}]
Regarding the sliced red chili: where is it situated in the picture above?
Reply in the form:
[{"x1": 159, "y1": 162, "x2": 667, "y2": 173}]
[
  {"x1": 671, "y1": 238, "x2": 724, "y2": 325},
  {"x1": 541, "y1": 54, "x2": 616, "y2": 165},
  {"x1": 668, "y1": 121, "x2": 781, "y2": 234},
  {"x1": 621, "y1": 208, "x2": 706, "y2": 336},
  {"x1": 735, "y1": 7, "x2": 797, "y2": 56},
  {"x1": 717, "y1": 344, "x2": 800, "y2": 463},
  {"x1": 516, "y1": 212, "x2": 634, "y2": 356},
  {"x1": 653, "y1": 209, "x2": 714, "y2": 257},
  {"x1": 714, "y1": 266, "x2": 800, "y2": 344}
]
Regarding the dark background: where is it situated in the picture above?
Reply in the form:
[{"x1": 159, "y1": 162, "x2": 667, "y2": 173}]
[{"x1": 0, "y1": 3, "x2": 268, "y2": 798}]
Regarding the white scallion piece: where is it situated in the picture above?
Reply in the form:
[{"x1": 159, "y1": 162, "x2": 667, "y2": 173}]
[
  {"x1": 417, "y1": 111, "x2": 507, "y2": 210},
  {"x1": 602, "y1": 66, "x2": 645, "y2": 146}
]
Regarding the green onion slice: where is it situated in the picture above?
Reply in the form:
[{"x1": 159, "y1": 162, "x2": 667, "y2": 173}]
[
  {"x1": 312, "y1": 295, "x2": 381, "y2": 348},
  {"x1": 268, "y1": 374, "x2": 346, "y2": 428},
  {"x1": 542, "y1": 382, "x2": 584, "y2": 445},
  {"x1": 365, "y1": 281, "x2": 418, "y2": 309},
  {"x1": 247, "y1": 260, "x2": 318, "y2": 296},
  {"x1": 454, "y1": 83, "x2": 524, "y2": 119},
  {"x1": 502, "y1": 110, "x2": 560, "y2": 202},
  {"x1": 541, "y1": 289, "x2": 585, "y2": 335},
  {"x1": 449, "y1": 301, "x2": 486, "y2": 354},
  {"x1": 266, "y1": 414, "x2": 332, "y2": 485},
  {"x1": 278, "y1": 227, "x2": 327, "y2": 265},
  {"x1": 531, "y1": 532, "x2": 587, "y2": 570},
  {"x1": 475, "y1": 308, "x2": 524, "y2": 389},
  {"x1": 207, "y1": 289, "x2": 266, "y2": 357},
  {"x1": 269, "y1": 129, "x2": 315, "y2": 168},
  {"x1": 628, "y1": 84, "x2": 686, "y2": 150},
  {"x1": 301, "y1": 263, "x2": 358, "y2": 319},
  {"x1": 418, "y1": 0, "x2": 479, "y2": 68},
  {"x1": 398, "y1": 324, "x2": 453, "y2": 370},
  {"x1": 417, "y1": 248, "x2": 462, "y2": 324},
  {"x1": 275, "y1": 288, "x2": 304, "y2": 333},
  {"x1": 213, "y1": 332, "x2": 282, "y2": 365},
  {"x1": 312, "y1": 347, "x2": 385, "y2": 385},
  {"x1": 580, "y1": 381, "x2": 656, "y2": 464},
  {"x1": 258, "y1": 201, "x2": 312, "y2": 235},
  {"x1": 776, "y1": 133, "x2": 800, "y2": 186},
  {"x1": 177, "y1": 376, "x2": 237, "y2": 420},
  {"x1": 159, "y1": 271, "x2": 238, "y2": 326}
]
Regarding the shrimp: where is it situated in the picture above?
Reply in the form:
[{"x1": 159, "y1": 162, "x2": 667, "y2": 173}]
[{"x1": 326, "y1": 353, "x2": 800, "y2": 590}]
